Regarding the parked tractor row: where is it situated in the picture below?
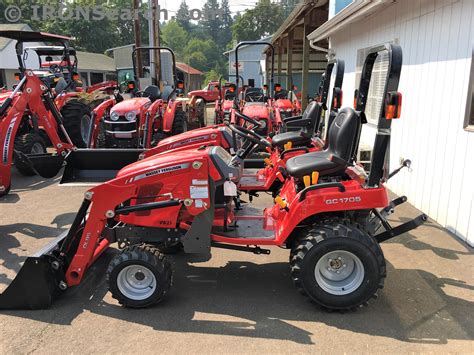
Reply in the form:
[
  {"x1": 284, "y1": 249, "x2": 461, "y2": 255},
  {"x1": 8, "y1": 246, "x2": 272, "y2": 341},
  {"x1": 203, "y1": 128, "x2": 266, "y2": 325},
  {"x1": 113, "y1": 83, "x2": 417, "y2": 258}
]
[{"x1": 0, "y1": 34, "x2": 426, "y2": 313}]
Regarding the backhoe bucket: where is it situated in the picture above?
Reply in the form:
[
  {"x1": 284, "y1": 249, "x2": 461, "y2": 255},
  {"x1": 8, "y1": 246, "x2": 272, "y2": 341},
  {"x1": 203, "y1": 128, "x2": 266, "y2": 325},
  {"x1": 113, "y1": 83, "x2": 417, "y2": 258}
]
[
  {"x1": 0, "y1": 232, "x2": 67, "y2": 310},
  {"x1": 15, "y1": 152, "x2": 65, "y2": 178},
  {"x1": 61, "y1": 149, "x2": 144, "y2": 185}
]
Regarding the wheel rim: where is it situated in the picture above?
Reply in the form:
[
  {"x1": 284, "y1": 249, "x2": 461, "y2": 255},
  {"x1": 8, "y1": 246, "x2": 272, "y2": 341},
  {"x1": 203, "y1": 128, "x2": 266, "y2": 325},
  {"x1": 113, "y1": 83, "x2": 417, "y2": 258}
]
[
  {"x1": 80, "y1": 114, "x2": 92, "y2": 143},
  {"x1": 117, "y1": 265, "x2": 157, "y2": 301},
  {"x1": 31, "y1": 142, "x2": 44, "y2": 154},
  {"x1": 314, "y1": 250, "x2": 365, "y2": 295}
]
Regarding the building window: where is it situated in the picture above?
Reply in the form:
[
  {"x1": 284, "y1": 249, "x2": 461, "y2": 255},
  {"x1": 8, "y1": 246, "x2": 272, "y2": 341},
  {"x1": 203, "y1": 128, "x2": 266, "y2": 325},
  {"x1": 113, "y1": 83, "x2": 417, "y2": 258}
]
[
  {"x1": 355, "y1": 45, "x2": 390, "y2": 125},
  {"x1": 464, "y1": 48, "x2": 474, "y2": 131},
  {"x1": 90, "y1": 72, "x2": 104, "y2": 85},
  {"x1": 105, "y1": 73, "x2": 117, "y2": 82},
  {"x1": 79, "y1": 72, "x2": 89, "y2": 86}
]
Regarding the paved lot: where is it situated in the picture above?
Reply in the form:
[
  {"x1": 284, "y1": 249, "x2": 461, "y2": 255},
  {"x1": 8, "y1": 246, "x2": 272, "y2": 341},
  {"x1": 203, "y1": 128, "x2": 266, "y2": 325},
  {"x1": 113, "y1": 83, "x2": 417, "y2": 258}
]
[{"x1": 0, "y1": 168, "x2": 473, "y2": 354}]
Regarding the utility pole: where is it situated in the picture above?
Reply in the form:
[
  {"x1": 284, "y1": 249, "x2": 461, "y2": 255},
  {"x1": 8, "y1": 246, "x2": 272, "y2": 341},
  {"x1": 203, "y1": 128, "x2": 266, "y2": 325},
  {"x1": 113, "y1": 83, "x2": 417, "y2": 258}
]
[
  {"x1": 133, "y1": 0, "x2": 143, "y2": 78},
  {"x1": 150, "y1": 0, "x2": 162, "y2": 88}
]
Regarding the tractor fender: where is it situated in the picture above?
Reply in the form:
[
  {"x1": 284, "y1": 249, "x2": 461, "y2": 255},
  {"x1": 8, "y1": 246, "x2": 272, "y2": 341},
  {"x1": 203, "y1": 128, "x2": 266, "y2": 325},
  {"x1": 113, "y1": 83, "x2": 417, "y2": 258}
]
[
  {"x1": 272, "y1": 180, "x2": 390, "y2": 246},
  {"x1": 146, "y1": 99, "x2": 164, "y2": 120},
  {"x1": 162, "y1": 100, "x2": 183, "y2": 132}
]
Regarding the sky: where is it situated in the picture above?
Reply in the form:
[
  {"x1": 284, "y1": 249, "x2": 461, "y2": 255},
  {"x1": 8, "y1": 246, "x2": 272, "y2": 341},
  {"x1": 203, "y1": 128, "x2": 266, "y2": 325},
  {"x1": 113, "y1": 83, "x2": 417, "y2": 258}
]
[{"x1": 157, "y1": 0, "x2": 256, "y2": 17}]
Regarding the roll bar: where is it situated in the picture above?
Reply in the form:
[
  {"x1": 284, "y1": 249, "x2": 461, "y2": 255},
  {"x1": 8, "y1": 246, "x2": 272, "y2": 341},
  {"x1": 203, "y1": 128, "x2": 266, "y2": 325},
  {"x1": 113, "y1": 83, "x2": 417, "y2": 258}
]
[
  {"x1": 234, "y1": 41, "x2": 275, "y2": 104},
  {"x1": 356, "y1": 43, "x2": 403, "y2": 187},
  {"x1": 132, "y1": 46, "x2": 177, "y2": 100}
]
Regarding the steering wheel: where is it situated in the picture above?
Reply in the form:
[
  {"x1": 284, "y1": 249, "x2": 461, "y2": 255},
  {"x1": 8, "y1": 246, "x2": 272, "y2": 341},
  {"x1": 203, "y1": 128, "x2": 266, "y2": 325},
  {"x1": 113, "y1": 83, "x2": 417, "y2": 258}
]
[
  {"x1": 234, "y1": 111, "x2": 261, "y2": 128},
  {"x1": 48, "y1": 64, "x2": 62, "y2": 75},
  {"x1": 246, "y1": 94, "x2": 264, "y2": 102},
  {"x1": 228, "y1": 124, "x2": 271, "y2": 149}
]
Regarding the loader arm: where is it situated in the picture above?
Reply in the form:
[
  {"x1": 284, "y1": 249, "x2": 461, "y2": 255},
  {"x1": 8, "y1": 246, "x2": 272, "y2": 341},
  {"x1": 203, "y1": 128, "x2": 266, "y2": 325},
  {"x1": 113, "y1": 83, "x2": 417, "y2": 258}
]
[
  {"x1": 0, "y1": 71, "x2": 74, "y2": 193},
  {"x1": 89, "y1": 98, "x2": 116, "y2": 148}
]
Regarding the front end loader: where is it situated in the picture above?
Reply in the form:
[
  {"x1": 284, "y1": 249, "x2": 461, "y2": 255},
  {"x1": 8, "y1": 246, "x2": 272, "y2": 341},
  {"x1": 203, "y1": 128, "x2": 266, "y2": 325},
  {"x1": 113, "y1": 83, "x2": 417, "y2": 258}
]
[{"x1": 0, "y1": 43, "x2": 427, "y2": 311}]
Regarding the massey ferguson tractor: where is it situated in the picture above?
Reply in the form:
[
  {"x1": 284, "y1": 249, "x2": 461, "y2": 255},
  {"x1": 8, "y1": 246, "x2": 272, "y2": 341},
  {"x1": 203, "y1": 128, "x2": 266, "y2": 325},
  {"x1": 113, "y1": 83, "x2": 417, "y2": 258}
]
[
  {"x1": 88, "y1": 47, "x2": 188, "y2": 149},
  {"x1": 0, "y1": 43, "x2": 427, "y2": 312},
  {"x1": 0, "y1": 31, "x2": 110, "y2": 177},
  {"x1": 231, "y1": 41, "x2": 278, "y2": 136}
]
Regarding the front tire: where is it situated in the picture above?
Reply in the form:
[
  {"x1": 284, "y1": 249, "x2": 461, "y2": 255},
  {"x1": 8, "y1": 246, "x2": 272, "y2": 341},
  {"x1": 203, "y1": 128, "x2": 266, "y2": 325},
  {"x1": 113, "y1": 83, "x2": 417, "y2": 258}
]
[
  {"x1": 61, "y1": 101, "x2": 92, "y2": 148},
  {"x1": 171, "y1": 110, "x2": 188, "y2": 135},
  {"x1": 106, "y1": 244, "x2": 173, "y2": 308},
  {"x1": 290, "y1": 221, "x2": 386, "y2": 311},
  {"x1": 14, "y1": 133, "x2": 47, "y2": 176}
]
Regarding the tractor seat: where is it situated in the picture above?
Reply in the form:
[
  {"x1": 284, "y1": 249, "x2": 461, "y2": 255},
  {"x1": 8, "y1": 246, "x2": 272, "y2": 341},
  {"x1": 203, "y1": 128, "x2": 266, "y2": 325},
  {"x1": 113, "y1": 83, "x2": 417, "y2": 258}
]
[
  {"x1": 286, "y1": 108, "x2": 360, "y2": 178},
  {"x1": 143, "y1": 85, "x2": 161, "y2": 101},
  {"x1": 271, "y1": 131, "x2": 311, "y2": 148},
  {"x1": 271, "y1": 102, "x2": 320, "y2": 148}
]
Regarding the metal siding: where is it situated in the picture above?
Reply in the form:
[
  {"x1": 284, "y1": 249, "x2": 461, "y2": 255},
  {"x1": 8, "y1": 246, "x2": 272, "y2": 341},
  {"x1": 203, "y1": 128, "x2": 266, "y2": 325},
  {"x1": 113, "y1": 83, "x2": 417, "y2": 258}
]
[{"x1": 330, "y1": 0, "x2": 474, "y2": 245}]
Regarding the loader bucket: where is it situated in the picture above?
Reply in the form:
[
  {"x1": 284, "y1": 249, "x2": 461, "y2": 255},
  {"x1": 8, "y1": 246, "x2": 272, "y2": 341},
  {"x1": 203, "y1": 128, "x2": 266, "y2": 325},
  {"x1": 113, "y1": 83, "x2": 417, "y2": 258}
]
[
  {"x1": 0, "y1": 232, "x2": 67, "y2": 310},
  {"x1": 61, "y1": 149, "x2": 144, "y2": 185},
  {"x1": 15, "y1": 152, "x2": 65, "y2": 178}
]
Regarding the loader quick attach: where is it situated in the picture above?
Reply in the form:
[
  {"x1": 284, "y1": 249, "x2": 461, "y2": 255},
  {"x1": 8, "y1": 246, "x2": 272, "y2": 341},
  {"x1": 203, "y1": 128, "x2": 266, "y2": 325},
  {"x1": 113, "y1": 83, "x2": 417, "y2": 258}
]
[{"x1": 0, "y1": 43, "x2": 428, "y2": 311}]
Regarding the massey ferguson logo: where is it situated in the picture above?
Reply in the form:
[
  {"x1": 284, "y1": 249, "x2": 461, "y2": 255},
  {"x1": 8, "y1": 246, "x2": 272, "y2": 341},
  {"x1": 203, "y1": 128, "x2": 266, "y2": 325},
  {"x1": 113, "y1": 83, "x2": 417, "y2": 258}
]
[
  {"x1": 2, "y1": 117, "x2": 17, "y2": 164},
  {"x1": 171, "y1": 135, "x2": 209, "y2": 148},
  {"x1": 131, "y1": 163, "x2": 190, "y2": 183}
]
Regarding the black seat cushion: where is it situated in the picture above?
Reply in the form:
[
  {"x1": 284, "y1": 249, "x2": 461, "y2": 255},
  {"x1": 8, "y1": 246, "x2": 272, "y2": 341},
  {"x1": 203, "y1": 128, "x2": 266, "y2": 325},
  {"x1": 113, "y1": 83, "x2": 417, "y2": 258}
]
[
  {"x1": 271, "y1": 131, "x2": 311, "y2": 148},
  {"x1": 286, "y1": 107, "x2": 360, "y2": 178},
  {"x1": 143, "y1": 85, "x2": 161, "y2": 101},
  {"x1": 286, "y1": 151, "x2": 344, "y2": 178}
]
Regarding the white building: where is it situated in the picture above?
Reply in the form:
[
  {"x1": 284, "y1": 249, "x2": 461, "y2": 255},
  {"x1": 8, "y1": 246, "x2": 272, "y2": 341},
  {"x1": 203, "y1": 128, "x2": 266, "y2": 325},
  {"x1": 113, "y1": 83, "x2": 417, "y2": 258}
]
[
  {"x1": 308, "y1": 0, "x2": 474, "y2": 246},
  {"x1": 0, "y1": 24, "x2": 115, "y2": 90}
]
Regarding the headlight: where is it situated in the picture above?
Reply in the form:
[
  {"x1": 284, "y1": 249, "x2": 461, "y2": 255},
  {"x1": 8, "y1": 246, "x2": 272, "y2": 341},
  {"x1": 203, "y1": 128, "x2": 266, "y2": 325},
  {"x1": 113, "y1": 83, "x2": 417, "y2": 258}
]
[
  {"x1": 110, "y1": 111, "x2": 120, "y2": 121},
  {"x1": 285, "y1": 108, "x2": 293, "y2": 113},
  {"x1": 259, "y1": 120, "x2": 267, "y2": 129},
  {"x1": 125, "y1": 111, "x2": 139, "y2": 121}
]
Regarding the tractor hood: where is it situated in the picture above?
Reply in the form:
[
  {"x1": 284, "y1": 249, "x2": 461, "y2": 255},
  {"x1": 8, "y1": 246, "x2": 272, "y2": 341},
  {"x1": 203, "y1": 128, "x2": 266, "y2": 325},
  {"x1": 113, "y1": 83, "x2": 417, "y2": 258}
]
[
  {"x1": 117, "y1": 148, "x2": 210, "y2": 179},
  {"x1": 144, "y1": 125, "x2": 234, "y2": 157},
  {"x1": 111, "y1": 97, "x2": 151, "y2": 114},
  {"x1": 159, "y1": 126, "x2": 221, "y2": 149},
  {"x1": 274, "y1": 99, "x2": 293, "y2": 110},
  {"x1": 242, "y1": 103, "x2": 270, "y2": 119}
]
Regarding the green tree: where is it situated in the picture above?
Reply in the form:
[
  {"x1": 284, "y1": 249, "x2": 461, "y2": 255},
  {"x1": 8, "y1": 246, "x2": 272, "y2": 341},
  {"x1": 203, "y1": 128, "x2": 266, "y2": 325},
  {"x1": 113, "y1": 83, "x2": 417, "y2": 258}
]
[
  {"x1": 201, "y1": 0, "x2": 222, "y2": 44},
  {"x1": 219, "y1": 0, "x2": 233, "y2": 48},
  {"x1": 161, "y1": 21, "x2": 188, "y2": 59},
  {"x1": 176, "y1": 0, "x2": 190, "y2": 31},
  {"x1": 232, "y1": 0, "x2": 285, "y2": 42}
]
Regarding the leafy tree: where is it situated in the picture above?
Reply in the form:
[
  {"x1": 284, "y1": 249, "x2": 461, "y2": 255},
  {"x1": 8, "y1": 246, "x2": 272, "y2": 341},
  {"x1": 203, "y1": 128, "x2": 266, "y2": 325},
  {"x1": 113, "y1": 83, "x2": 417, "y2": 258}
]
[
  {"x1": 232, "y1": 0, "x2": 285, "y2": 42},
  {"x1": 161, "y1": 21, "x2": 188, "y2": 59},
  {"x1": 204, "y1": 69, "x2": 220, "y2": 83},
  {"x1": 219, "y1": 0, "x2": 233, "y2": 48},
  {"x1": 176, "y1": 0, "x2": 190, "y2": 31},
  {"x1": 201, "y1": 0, "x2": 222, "y2": 44}
]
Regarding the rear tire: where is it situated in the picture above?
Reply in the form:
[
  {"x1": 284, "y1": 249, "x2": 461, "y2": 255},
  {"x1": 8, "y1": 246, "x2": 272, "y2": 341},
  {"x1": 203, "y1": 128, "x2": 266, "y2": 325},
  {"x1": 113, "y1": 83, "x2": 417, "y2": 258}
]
[
  {"x1": 14, "y1": 133, "x2": 47, "y2": 176},
  {"x1": 61, "y1": 101, "x2": 92, "y2": 148},
  {"x1": 171, "y1": 110, "x2": 188, "y2": 135},
  {"x1": 106, "y1": 244, "x2": 173, "y2": 308},
  {"x1": 290, "y1": 221, "x2": 386, "y2": 311}
]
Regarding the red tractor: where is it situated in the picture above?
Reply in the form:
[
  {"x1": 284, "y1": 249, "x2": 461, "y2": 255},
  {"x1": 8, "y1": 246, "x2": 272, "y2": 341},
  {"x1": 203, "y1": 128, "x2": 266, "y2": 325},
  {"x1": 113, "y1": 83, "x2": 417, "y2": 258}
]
[
  {"x1": 0, "y1": 30, "x2": 110, "y2": 179},
  {"x1": 0, "y1": 43, "x2": 427, "y2": 312},
  {"x1": 230, "y1": 41, "x2": 280, "y2": 136},
  {"x1": 214, "y1": 75, "x2": 243, "y2": 124},
  {"x1": 88, "y1": 47, "x2": 188, "y2": 149}
]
